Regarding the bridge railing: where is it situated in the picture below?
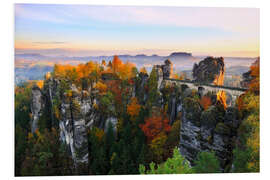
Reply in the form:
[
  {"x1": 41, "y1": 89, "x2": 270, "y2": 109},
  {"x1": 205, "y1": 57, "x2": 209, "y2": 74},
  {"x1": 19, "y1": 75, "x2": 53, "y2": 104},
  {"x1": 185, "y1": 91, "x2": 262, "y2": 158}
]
[{"x1": 164, "y1": 78, "x2": 248, "y2": 92}]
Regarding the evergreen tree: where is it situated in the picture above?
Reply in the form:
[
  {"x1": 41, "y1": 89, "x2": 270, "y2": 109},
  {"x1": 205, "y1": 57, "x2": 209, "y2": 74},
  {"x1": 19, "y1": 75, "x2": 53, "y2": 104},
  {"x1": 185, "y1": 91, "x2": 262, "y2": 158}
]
[{"x1": 193, "y1": 151, "x2": 221, "y2": 173}]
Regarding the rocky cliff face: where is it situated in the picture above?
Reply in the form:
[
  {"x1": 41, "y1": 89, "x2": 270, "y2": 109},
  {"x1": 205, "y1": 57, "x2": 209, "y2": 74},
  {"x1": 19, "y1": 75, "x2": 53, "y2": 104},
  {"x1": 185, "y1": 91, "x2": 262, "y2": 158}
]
[
  {"x1": 30, "y1": 58, "x2": 241, "y2": 172},
  {"x1": 159, "y1": 82, "x2": 240, "y2": 171},
  {"x1": 31, "y1": 85, "x2": 43, "y2": 133},
  {"x1": 58, "y1": 84, "x2": 90, "y2": 164},
  {"x1": 30, "y1": 75, "x2": 116, "y2": 167},
  {"x1": 241, "y1": 58, "x2": 259, "y2": 88},
  {"x1": 158, "y1": 58, "x2": 241, "y2": 172}
]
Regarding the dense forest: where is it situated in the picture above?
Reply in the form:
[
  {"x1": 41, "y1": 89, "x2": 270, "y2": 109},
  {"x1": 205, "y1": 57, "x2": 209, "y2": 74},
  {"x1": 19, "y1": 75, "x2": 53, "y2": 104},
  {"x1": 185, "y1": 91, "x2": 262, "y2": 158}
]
[{"x1": 15, "y1": 56, "x2": 260, "y2": 176}]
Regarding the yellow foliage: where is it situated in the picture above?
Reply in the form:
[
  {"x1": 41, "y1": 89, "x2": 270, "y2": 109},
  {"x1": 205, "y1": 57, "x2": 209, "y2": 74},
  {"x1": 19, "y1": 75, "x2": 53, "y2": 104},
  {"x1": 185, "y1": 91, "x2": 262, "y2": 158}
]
[
  {"x1": 53, "y1": 64, "x2": 76, "y2": 78},
  {"x1": 93, "y1": 102, "x2": 98, "y2": 109},
  {"x1": 66, "y1": 90, "x2": 73, "y2": 97},
  {"x1": 53, "y1": 61, "x2": 102, "y2": 82},
  {"x1": 150, "y1": 132, "x2": 167, "y2": 159},
  {"x1": 94, "y1": 81, "x2": 107, "y2": 94},
  {"x1": 27, "y1": 132, "x2": 33, "y2": 140},
  {"x1": 53, "y1": 105, "x2": 60, "y2": 119},
  {"x1": 116, "y1": 118, "x2": 123, "y2": 132}
]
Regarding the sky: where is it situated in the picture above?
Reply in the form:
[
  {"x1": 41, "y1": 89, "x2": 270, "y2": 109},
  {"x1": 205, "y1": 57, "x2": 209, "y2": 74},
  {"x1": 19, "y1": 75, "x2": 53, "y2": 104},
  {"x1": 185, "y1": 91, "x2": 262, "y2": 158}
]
[{"x1": 15, "y1": 4, "x2": 260, "y2": 57}]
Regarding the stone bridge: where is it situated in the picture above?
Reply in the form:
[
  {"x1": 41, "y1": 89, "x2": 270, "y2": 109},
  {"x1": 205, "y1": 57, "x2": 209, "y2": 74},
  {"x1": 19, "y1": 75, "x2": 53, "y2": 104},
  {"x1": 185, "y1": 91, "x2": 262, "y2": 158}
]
[{"x1": 164, "y1": 78, "x2": 248, "y2": 105}]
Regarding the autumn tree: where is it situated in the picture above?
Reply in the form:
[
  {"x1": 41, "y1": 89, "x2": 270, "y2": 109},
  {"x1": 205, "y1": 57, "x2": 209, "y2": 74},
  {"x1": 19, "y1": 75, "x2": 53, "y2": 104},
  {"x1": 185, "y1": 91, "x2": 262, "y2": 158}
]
[
  {"x1": 199, "y1": 95, "x2": 212, "y2": 110},
  {"x1": 233, "y1": 92, "x2": 259, "y2": 172},
  {"x1": 127, "y1": 97, "x2": 141, "y2": 117},
  {"x1": 140, "y1": 67, "x2": 148, "y2": 74},
  {"x1": 94, "y1": 81, "x2": 107, "y2": 95},
  {"x1": 249, "y1": 58, "x2": 260, "y2": 93},
  {"x1": 140, "y1": 113, "x2": 171, "y2": 142}
]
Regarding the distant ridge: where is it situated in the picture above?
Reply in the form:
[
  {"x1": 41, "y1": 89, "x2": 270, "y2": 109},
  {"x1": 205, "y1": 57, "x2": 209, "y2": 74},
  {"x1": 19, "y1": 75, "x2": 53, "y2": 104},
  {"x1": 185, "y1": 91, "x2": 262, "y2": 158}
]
[
  {"x1": 169, "y1": 52, "x2": 192, "y2": 57},
  {"x1": 15, "y1": 51, "x2": 193, "y2": 60}
]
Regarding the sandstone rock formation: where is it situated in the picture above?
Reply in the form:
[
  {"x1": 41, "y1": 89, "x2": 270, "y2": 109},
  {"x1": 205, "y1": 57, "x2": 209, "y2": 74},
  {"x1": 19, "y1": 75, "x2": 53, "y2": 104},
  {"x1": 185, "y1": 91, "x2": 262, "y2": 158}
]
[
  {"x1": 193, "y1": 57, "x2": 225, "y2": 85},
  {"x1": 31, "y1": 85, "x2": 43, "y2": 133},
  {"x1": 30, "y1": 58, "x2": 243, "y2": 172}
]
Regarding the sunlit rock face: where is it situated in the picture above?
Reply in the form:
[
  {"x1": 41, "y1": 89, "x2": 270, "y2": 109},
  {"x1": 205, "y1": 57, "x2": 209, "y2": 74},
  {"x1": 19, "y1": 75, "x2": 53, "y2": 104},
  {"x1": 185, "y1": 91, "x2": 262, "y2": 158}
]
[
  {"x1": 216, "y1": 90, "x2": 227, "y2": 109},
  {"x1": 192, "y1": 57, "x2": 225, "y2": 85}
]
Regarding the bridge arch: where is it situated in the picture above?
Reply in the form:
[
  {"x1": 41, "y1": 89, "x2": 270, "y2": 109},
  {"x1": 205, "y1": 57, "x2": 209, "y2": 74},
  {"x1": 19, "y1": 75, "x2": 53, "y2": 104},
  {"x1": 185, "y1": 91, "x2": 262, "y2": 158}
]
[{"x1": 163, "y1": 78, "x2": 247, "y2": 106}]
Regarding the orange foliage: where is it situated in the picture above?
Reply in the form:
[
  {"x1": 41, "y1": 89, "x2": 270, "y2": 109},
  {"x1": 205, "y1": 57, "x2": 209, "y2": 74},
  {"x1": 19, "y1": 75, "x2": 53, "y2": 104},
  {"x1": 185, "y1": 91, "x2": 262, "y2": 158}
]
[
  {"x1": 53, "y1": 61, "x2": 101, "y2": 82},
  {"x1": 171, "y1": 72, "x2": 186, "y2": 80},
  {"x1": 36, "y1": 80, "x2": 44, "y2": 89},
  {"x1": 111, "y1": 55, "x2": 124, "y2": 73},
  {"x1": 199, "y1": 96, "x2": 212, "y2": 110},
  {"x1": 53, "y1": 64, "x2": 76, "y2": 78},
  {"x1": 172, "y1": 73, "x2": 180, "y2": 79},
  {"x1": 249, "y1": 58, "x2": 260, "y2": 93},
  {"x1": 105, "y1": 55, "x2": 136, "y2": 80},
  {"x1": 140, "y1": 114, "x2": 171, "y2": 142},
  {"x1": 106, "y1": 80, "x2": 122, "y2": 105},
  {"x1": 140, "y1": 67, "x2": 148, "y2": 74},
  {"x1": 102, "y1": 60, "x2": 106, "y2": 67},
  {"x1": 236, "y1": 95, "x2": 245, "y2": 111},
  {"x1": 45, "y1": 72, "x2": 51, "y2": 80},
  {"x1": 127, "y1": 97, "x2": 141, "y2": 116},
  {"x1": 95, "y1": 128, "x2": 105, "y2": 141}
]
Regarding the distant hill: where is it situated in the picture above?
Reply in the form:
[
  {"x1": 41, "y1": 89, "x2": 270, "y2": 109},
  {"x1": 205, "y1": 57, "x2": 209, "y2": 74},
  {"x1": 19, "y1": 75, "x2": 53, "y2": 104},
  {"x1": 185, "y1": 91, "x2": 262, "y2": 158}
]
[{"x1": 169, "y1": 52, "x2": 192, "y2": 57}]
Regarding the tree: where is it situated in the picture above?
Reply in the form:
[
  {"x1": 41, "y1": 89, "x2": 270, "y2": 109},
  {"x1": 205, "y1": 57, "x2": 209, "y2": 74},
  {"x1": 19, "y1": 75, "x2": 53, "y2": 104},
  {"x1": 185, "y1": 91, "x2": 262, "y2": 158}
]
[
  {"x1": 127, "y1": 97, "x2": 141, "y2": 117},
  {"x1": 139, "y1": 147, "x2": 192, "y2": 174},
  {"x1": 249, "y1": 58, "x2": 260, "y2": 93},
  {"x1": 233, "y1": 92, "x2": 259, "y2": 172},
  {"x1": 233, "y1": 59, "x2": 260, "y2": 172},
  {"x1": 94, "y1": 81, "x2": 107, "y2": 95},
  {"x1": 149, "y1": 132, "x2": 167, "y2": 162},
  {"x1": 140, "y1": 113, "x2": 171, "y2": 142},
  {"x1": 146, "y1": 67, "x2": 159, "y2": 107},
  {"x1": 88, "y1": 127, "x2": 109, "y2": 175},
  {"x1": 140, "y1": 67, "x2": 148, "y2": 74},
  {"x1": 193, "y1": 151, "x2": 221, "y2": 173},
  {"x1": 199, "y1": 95, "x2": 212, "y2": 110},
  {"x1": 21, "y1": 128, "x2": 73, "y2": 176},
  {"x1": 15, "y1": 125, "x2": 28, "y2": 176}
]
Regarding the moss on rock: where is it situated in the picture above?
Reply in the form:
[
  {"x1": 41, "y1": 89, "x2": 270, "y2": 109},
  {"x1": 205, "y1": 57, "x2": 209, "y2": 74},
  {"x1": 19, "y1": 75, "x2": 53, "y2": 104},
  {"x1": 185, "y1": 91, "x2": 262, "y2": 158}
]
[{"x1": 215, "y1": 122, "x2": 231, "y2": 135}]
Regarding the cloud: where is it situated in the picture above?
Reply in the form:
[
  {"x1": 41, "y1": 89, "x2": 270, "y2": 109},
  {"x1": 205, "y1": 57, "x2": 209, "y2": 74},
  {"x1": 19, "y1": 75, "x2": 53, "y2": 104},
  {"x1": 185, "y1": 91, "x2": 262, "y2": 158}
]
[
  {"x1": 15, "y1": 4, "x2": 259, "y2": 34},
  {"x1": 32, "y1": 41, "x2": 68, "y2": 44},
  {"x1": 70, "y1": 5, "x2": 259, "y2": 34}
]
